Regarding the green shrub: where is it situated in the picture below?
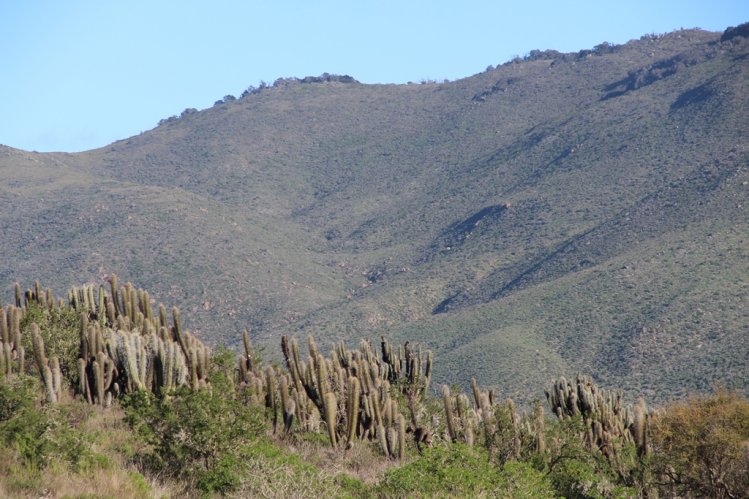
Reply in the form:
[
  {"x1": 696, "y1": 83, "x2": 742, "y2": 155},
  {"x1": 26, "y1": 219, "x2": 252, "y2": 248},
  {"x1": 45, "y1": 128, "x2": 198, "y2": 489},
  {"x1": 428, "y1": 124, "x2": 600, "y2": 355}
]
[
  {"x1": 334, "y1": 473, "x2": 370, "y2": 497},
  {"x1": 0, "y1": 374, "x2": 38, "y2": 422},
  {"x1": 377, "y1": 443, "x2": 557, "y2": 497},
  {"x1": 1, "y1": 404, "x2": 56, "y2": 469},
  {"x1": 0, "y1": 377, "x2": 93, "y2": 471},
  {"x1": 540, "y1": 416, "x2": 638, "y2": 498},
  {"x1": 482, "y1": 401, "x2": 523, "y2": 464},
  {"x1": 195, "y1": 453, "x2": 242, "y2": 494},
  {"x1": 126, "y1": 471, "x2": 152, "y2": 496},
  {"x1": 377, "y1": 443, "x2": 502, "y2": 496},
  {"x1": 498, "y1": 460, "x2": 556, "y2": 498},
  {"x1": 123, "y1": 352, "x2": 267, "y2": 494}
]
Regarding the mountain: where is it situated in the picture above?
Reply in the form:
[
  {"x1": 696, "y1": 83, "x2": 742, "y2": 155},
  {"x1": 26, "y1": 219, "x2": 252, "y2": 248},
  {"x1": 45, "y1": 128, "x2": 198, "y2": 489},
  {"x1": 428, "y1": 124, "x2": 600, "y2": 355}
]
[{"x1": 2, "y1": 25, "x2": 747, "y2": 402}]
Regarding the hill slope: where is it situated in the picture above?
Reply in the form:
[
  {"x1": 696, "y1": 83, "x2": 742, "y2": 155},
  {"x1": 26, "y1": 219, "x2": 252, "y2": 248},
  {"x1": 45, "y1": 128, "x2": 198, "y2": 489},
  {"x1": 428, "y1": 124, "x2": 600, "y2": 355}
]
[{"x1": 2, "y1": 25, "x2": 748, "y2": 402}]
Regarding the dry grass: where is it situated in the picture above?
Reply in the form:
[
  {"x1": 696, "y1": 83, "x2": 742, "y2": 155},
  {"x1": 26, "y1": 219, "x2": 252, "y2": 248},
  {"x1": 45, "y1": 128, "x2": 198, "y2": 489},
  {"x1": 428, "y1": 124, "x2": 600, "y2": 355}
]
[
  {"x1": 17, "y1": 466, "x2": 170, "y2": 499},
  {"x1": 0, "y1": 449, "x2": 147, "y2": 498},
  {"x1": 0, "y1": 399, "x2": 181, "y2": 499},
  {"x1": 275, "y1": 432, "x2": 401, "y2": 485},
  {"x1": 222, "y1": 430, "x2": 398, "y2": 497}
]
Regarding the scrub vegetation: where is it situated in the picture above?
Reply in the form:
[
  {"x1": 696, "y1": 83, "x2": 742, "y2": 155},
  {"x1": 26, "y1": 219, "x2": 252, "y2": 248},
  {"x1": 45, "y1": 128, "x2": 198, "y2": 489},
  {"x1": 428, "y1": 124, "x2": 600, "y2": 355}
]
[{"x1": 0, "y1": 278, "x2": 747, "y2": 497}]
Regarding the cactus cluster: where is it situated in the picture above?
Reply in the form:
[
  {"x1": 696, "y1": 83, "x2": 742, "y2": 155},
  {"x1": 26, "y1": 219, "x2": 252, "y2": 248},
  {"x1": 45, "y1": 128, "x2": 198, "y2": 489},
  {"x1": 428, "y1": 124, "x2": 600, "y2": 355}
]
[
  {"x1": 435, "y1": 377, "x2": 558, "y2": 467},
  {"x1": 22, "y1": 280, "x2": 64, "y2": 312},
  {"x1": 75, "y1": 277, "x2": 211, "y2": 403},
  {"x1": 68, "y1": 283, "x2": 105, "y2": 320},
  {"x1": 239, "y1": 333, "x2": 434, "y2": 457},
  {"x1": 441, "y1": 379, "x2": 524, "y2": 456},
  {"x1": 3, "y1": 276, "x2": 211, "y2": 406},
  {"x1": 2, "y1": 285, "x2": 65, "y2": 402},
  {"x1": 2, "y1": 294, "x2": 64, "y2": 404},
  {"x1": 237, "y1": 331, "x2": 301, "y2": 433},
  {"x1": 4, "y1": 276, "x2": 656, "y2": 477},
  {"x1": 546, "y1": 374, "x2": 649, "y2": 459},
  {"x1": 243, "y1": 332, "x2": 556, "y2": 463}
]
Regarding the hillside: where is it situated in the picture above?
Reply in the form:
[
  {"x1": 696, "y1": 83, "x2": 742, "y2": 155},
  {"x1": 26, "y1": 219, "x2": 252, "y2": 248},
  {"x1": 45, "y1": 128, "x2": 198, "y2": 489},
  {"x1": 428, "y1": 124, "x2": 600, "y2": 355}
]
[{"x1": 1, "y1": 25, "x2": 748, "y2": 403}]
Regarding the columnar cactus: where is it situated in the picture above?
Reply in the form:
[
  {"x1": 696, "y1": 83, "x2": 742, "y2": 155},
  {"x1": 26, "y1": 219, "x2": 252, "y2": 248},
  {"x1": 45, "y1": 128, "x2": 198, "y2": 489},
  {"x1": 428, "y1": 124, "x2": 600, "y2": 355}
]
[
  {"x1": 109, "y1": 275, "x2": 120, "y2": 316},
  {"x1": 397, "y1": 413, "x2": 406, "y2": 459},
  {"x1": 534, "y1": 403, "x2": 546, "y2": 453},
  {"x1": 323, "y1": 391, "x2": 338, "y2": 448},
  {"x1": 30, "y1": 324, "x2": 61, "y2": 403},
  {"x1": 443, "y1": 385, "x2": 458, "y2": 442},
  {"x1": 378, "y1": 422, "x2": 389, "y2": 457},
  {"x1": 279, "y1": 374, "x2": 295, "y2": 433},
  {"x1": 265, "y1": 366, "x2": 278, "y2": 431},
  {"x1": 547, "y1": 375, "x2": 638, "y2": 460},
  {"x1": 632, "y1": 397, "x2": 649, "y2": 457},
  {"x1": 346, "y1": 376, "x2": 360, "y2": 448},
  {"x1": 14, "y1": 283, "x2": 22, "y2": 308}
]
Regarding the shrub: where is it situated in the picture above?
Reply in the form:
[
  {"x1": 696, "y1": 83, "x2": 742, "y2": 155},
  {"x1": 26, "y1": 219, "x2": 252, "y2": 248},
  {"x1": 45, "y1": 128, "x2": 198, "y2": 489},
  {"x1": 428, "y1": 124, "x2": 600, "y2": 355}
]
[
  {"x1": 649, "y1": 390, "x2": 749, "y2": 498},
  {"x1": 542, "y1": 416, "x2": 638, "y2": 498},
  {"x1": 0, "y1": 376, "x2": 93, "y2": 470},
  {"x1": 0, "y1": 374, "x2": 37, "y2": 422},
  {"x1": 377, "y1": 443, "x2": 557, "y2": 497},
  {"x1": 123, "y1": 352, "x2": 267, "y2": 494},
  {"x1": 377, "y1": 444, "x2": 502, "y2": 496},
  {"x1": 498, "y1": 460, "x2": 556, "y2": 498}
]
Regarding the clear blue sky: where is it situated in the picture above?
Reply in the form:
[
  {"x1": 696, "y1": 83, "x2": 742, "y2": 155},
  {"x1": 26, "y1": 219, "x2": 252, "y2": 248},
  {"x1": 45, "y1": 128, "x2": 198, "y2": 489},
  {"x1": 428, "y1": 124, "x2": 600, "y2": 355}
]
[{"x1": 2, "y1": 1, "x2": 747, "y2": 153}]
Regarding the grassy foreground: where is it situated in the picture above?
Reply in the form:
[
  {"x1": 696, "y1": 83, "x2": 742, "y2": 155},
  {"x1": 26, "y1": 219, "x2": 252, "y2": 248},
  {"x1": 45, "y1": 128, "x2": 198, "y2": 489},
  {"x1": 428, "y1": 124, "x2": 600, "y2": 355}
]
[{"x1": 1, "y1": 278, "x2": 747, "y2": 497}]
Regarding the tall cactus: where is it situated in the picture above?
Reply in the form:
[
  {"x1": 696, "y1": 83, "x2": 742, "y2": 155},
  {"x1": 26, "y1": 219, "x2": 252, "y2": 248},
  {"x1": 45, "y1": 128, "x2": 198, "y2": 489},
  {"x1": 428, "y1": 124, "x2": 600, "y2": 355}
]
[
  {"x1": 0, "y1": 307, "x2": 8, "y2": 346},
  {"x1": 265, "y1": 366, "x2": 278, "y2": 432},
  {"x1": 346, "y1": 376, "x2": 360, "y2": 448},
  {"x1": 443, "y1": 385, "x2": 457, "y2": 443},
  {"x1": 30, "y1": 324, "x2": 59, "y2": 403},
  {"x1": 632, "y1": 398, "x2": 648, "y2": 457},
  {"x1": 397, "y1": 413, "x2": 406, "y2": 459},
  {"x1": 323, "y1": 391, "x2": 338, "y2": 448},
  {"x1": 534, "y1": 403, "x2": 546, "y2": 453},
  {"x1": 279, "y1": 375, "x2": 295, "y2": 433},
  {"x1": 14, "y1": 282, "x2": 22, "y2": 308}
]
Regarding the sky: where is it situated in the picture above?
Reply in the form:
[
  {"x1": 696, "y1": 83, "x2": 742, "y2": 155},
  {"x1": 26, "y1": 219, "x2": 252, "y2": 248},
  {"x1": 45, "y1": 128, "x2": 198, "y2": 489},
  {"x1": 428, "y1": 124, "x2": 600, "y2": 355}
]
[{"x1": 1, "y1": 1, "x2": 747, "y2": 153}]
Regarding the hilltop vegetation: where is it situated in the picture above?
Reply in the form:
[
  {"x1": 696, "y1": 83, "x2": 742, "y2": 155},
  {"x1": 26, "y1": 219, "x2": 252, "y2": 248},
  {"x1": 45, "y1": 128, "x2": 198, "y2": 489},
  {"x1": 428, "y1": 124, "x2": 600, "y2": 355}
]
[
  {"x1": 1, "y1": 24, "x2": 748, "y2": 405},
  {"x1": 1, "y1": 278, "x2": 747, "y2": 497}
]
